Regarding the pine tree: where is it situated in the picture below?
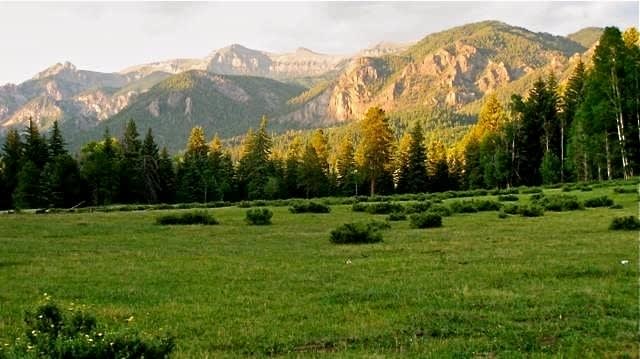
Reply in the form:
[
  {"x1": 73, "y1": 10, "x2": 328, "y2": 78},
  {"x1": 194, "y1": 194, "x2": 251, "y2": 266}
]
[
  {"x1": 23, "y1": 119, "x2": 49, "y2": 170},
  {"x1": 299, "y1": 142, "x2": 328, "y2": 198},
  {"x1": 335, "y1": 133, "x2": 357, "y2": 196},
  {"x1": 284, "y1": 136, "x2": 303, "y2": 198},
  {"x1": 394, "y1": 132, "x2": 412, "y2": 193},
  {"x1": 356, "y1": 107, "x2": 393, "y2": 197},
  {"x1": 48, "y1": 121, "x2": 67, "y2": 158},
  {"x1": 140, "y1": 128, "x2": 161, "y2": 203},
  {"x1": 157, "y1": 147, "x2": 176, "y2": 203},
  {"x1": 80, "y1": 128, "x2": 120, "y2": 205},
  {"x1": 1, "y1": 128, "x2": 22, "y2": 208},
  {"x1": 426, "y1": 139, "x2": 449, "y2": 192},
  {"x1": 12, "y1": 161, "x2": 43, "y2": 209},
  {"x1": 237, "y1": 116, "x2": 273, "y2": 199},
  {"x1": 177, "y1": 126, "x2": 215, "y2": 203},
  {"x1": 119, "y1": 120, "x2": 144, "y2": 203},
  {"x1": 406, "y1": 122, "x2": 428, "y2": 193}
]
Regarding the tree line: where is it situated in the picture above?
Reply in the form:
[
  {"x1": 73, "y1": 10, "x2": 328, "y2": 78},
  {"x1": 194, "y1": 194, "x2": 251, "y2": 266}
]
[{"x1": 0, "y1": 26, "x2": 637, "y2": 210}]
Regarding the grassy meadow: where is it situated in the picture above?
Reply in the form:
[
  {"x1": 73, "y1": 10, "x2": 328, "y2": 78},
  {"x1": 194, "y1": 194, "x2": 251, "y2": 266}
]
[{"x1": 0, "y1": 184, "x2": 638, "y2": 357}]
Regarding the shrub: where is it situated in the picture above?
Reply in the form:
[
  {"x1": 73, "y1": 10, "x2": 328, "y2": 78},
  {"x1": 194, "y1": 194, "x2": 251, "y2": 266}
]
[
  {"x1": 245, "y1": 208, "x2": 273, "y2": 225},
  {"x1": 449, "y1": 201, "x2": 478, "y2": 214},
  {"x1": 584, "y1": 196, "x2": 614, "y2": 208},
  {"x1": 473, "y1": 199, "x2": 502, "y2": 211},
  {"x1": 580, "y1": 186, "x2": 593, "y2": 192},
  {"x1": 364, "y1": 202, "x2": 404, "y2": 215},
  {"x1": 609, "y1": 216, "x2": 640, "y2": 230},
  {"x1": 529, "y1": 193, "x2": 545, "y2": 201},
  {"x1": 519, "y1": 204, "x2": 545, "y2": 217},
  {"x1": 613, "y1": 186, "x2": 637, "y2": 194},
  {"x1": 409, "y1": 213, "x2": 442, "y2": 228},
  {"x1": 156, "y1": 211, "x2": 218, "y2": 225},
  {"x1": 609, "y1": 204, "x2": 624, "y2": 209},
  {"x1": 497, "y1": 194, "x2": 519, "y2": 202},
  {"x1": 330, "y1": 222, "x2": 384, "y2": 244},
  {"x1": 535, "y1": 194, "x2": 583, "y2": 211},
  {"x1": 561, "y1": 185, "x2": 574, "y2": 192},
  {"x1": 502, "y1": 204, "x2": 520, "y2": 215},
  {"x1": 428, "y1": 204, "x2": 452, "y2": 217},
  {"x1": 367, "y1": 220, "x2": 391, "y2": 230},
  {"x1": 4, "y1": 301, "x2": 174, "y2": 358},
  {"x1": 289, "y1": 201, "x2": 331, "y2": 214},
  {"x1": 387, "y1": 212, "x2": 407, "y2": 221},
  {"x1": 351, "y1": 202, "x2": 368, "y2": 212},
  {"x1": 403, "y1": 201, "x2": 432, "y2": 214},
  {"x1": 521, "y1": 187, "x2": 543, "y2": 194},
  {"x1": 498, "y1": 211, "x2": 509, "y2": 219}
]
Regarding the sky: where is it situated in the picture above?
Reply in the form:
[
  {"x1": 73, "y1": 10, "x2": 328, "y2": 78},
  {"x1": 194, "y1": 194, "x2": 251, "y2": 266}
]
[{"x1": 0, "y1": 1, "x2": 637, "y2": 85}]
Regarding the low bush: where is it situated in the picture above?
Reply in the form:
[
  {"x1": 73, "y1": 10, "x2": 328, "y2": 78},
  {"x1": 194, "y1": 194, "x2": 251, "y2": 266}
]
[
  {"x1": 609, "y1": 204, "x2": 624, "y2": 209},
  {"x1": 403, "y1": 201, "x2": 432, "y2": 214},
  {"x1": 535, "y1": 194, "x2": 583, "y2": 211},
  {"x1": 409, "y1": 212, "x2": 442, "y2": 228},
  {"x1": 330, "y1": 221, "x2": 385, "y2": 244},
  {"x1": 584, "y1": 196, "x2": 615, "y2": 208},
  {"x1": 156, "y1": 211, "x2": 218, "y2": 225},
  {"x1": 351, "y1": 202, "x2": 368, "y2": 212},
  {"x1": 498, "y1": 211, "x2": 509, "y2": 219},
  {"x1": 387, "y1": 212, "x2": 407, "y2": 221},
  {"x1": 519, "y1": 204, "x2": 545, "y2": 217},
  {"x1": 521, "y1": 187, "x2": 543, "y2": 194},
  {"x1": 364, "y1": 202, "x2": 404, "y2": 215},
  {"x1": 502, "y1": 204, "x2": 520, "y2": 215},
  {"x1": 289, "y1": 201, "x2": 331, "y2": 214},
  {"x1": 497, "y1": 194, "x2": 519, "y2": 202},
  {"x1": 428, "y1": 204, "x2": 452, "y2": 217},
  {"x1": 609, "y1": 216, "x2": 640, "y2": 230},
  {"x1": 3, "y1": 301, "x2": 174, "y2": 358},
  {"x1": 580, "y1": 186, "x2": 593, "y2": 192},
  {"x1": 449, "y1": 201, "x2": 478, "y2": 214},
  {"x1": 529, "y1": 193, "x2": 545, "y2": 201},
  {"x1": 367, "y1": 220, "x2": 391, "y2": 230},
  {"x1": 613, "y1": 186, "x2": 637, "y2": 194},
  {"x1": 245, "y1": 208, "x2": 273, "y2": 225},
  {"x1": 473, "y1": 199, "x2": 502, "y2": 211}
]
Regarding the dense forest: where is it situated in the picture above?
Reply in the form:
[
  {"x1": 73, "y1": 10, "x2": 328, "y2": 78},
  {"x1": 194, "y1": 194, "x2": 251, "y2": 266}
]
[{"x1": 0, "y1": 27, "x2": 638, "y2": 210}]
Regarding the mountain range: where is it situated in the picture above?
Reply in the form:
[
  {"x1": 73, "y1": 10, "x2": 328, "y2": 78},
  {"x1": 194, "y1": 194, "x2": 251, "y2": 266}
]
[{"x1": 0, "y1": 21, "x2": 603, "y2": 152}]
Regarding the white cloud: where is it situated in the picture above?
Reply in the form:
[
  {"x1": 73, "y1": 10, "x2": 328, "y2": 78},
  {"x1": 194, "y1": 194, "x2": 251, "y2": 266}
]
[{"x1": 0, "y1": 1, "x2": 636, "y2": 84}]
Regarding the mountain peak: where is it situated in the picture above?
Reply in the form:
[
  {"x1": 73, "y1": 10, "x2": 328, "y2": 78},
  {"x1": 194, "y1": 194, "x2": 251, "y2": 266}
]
[{"x1": 34, "y1": 61, "x2": 77, "y2": 80}]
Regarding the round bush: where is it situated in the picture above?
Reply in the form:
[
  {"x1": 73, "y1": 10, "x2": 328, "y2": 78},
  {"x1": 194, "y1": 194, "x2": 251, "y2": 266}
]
[
  {"x1": 387, "y1": 212, "x2": 407, "y2": 221},
  {"x1": 519, "y1": 204, "x2": 544, "y2": 217},
  {"x1": 409, "y1": 213, "x2": 442, "y2": 228},
  {"x1": 245, "y1": 208, "x2": 273, "y2": 225},
  {"x1": 156, "y1": 211, "x2": 218, "y2": 225},
  {"x1": 609, "y1": 216, "x2": 640, "y2": 230},
  {"x1": 330, "y1": 222, "x2": 384, "y2": 244},
  {"x1": 584, "y1": 196, "x2": 614, "y2": 208},
  {"x1": 497, "y1": 194, "x2": 519, "y2": 202},
  {"x1": 289, "y1": 201, "x2": 331, "y2": 214}
]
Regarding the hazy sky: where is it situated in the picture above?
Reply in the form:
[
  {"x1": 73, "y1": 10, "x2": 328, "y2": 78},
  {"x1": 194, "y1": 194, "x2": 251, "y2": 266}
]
[{"x1": 0, "y1": 1, "x2": 637, "y2": 85}]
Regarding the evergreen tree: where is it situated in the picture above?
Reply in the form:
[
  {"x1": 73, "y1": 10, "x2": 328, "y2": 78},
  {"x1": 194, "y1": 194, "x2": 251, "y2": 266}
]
[
  {"x1": 356, "y1": 107, "x2": 394, "y2": 197},
  {"x1": 141, "y1": 128, "x2": 161, "y2": 203},
  {"x1": 237, "y1": 116, "x2": 273, "y2": 200},
  {"x1": 48, "y1": 120, "x2": 66, "y2": 157},
  {"x1": 335, "y1": 133, "x2": 357, "y2": 196},
  {"x1": 119, "y1": 120, "x2": 144, "y2": 203},
  {"x1": 208, "y1": 135, "x2": 233, "y2": 201},
  {"x1": 12, "y1": 161, "x2": 43, "y2": 209},
  {"x1": 394, "y1": 132, "x2": 412, "y2": 193},
  {"x1": 80, "y1": 128, "x2": 120, "y2": 205},
  {"x1": 23, "y1": 119, "x2": 49, "y2": 170},
  {"x1": 41, "y1": 154, "x2": 84, "y2": 208},
  {"x1": 299, "y1": 142, "x2": 328, "y2": 198},
  {"x1": 426, "y1": 139, "x2": 449, "y2": 192},
  {"x1": 405, "y1": 122, "x2": 428, "y2": 193},
  {"x1": 283, "y1": 136, "x2": 303, "y2": 198},
  {"x1": 157, "y1": 147, "x2": 176, "y2": 203},
  {"x1": 1, "y1": 129, "x2": 22, "y2": 208},
  {"x1": 177, "y1": 127, "x2": 215, "y2": 203}
]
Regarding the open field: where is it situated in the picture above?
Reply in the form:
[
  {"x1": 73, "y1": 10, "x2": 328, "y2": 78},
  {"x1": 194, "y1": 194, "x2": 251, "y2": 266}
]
[{"x1": 0, "y1": 185, "x2": 638, "y2": 357}]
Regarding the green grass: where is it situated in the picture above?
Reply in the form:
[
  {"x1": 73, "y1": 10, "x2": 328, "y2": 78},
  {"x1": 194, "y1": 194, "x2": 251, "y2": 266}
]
[{"x1": 0, "y1": 185, "x2": 638, "y2": 357}]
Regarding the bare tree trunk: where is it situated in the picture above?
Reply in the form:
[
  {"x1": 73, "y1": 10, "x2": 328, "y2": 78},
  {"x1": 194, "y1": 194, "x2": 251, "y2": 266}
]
[
  {"x1": 605, "y1": 133, "x2": 612, "y2": 180},
  {"x1": 560, "y1": 122, "x2": 565, "y2": 182},
  {"x1": 611, "y1": 66, "x2": 630, "y2": 179},
  {"x1": 582, "y1": 152, "x2": 589, "y2": 182},
  {"x1": 370, "y1": 177, "x2": 375, "y2": 197}
]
